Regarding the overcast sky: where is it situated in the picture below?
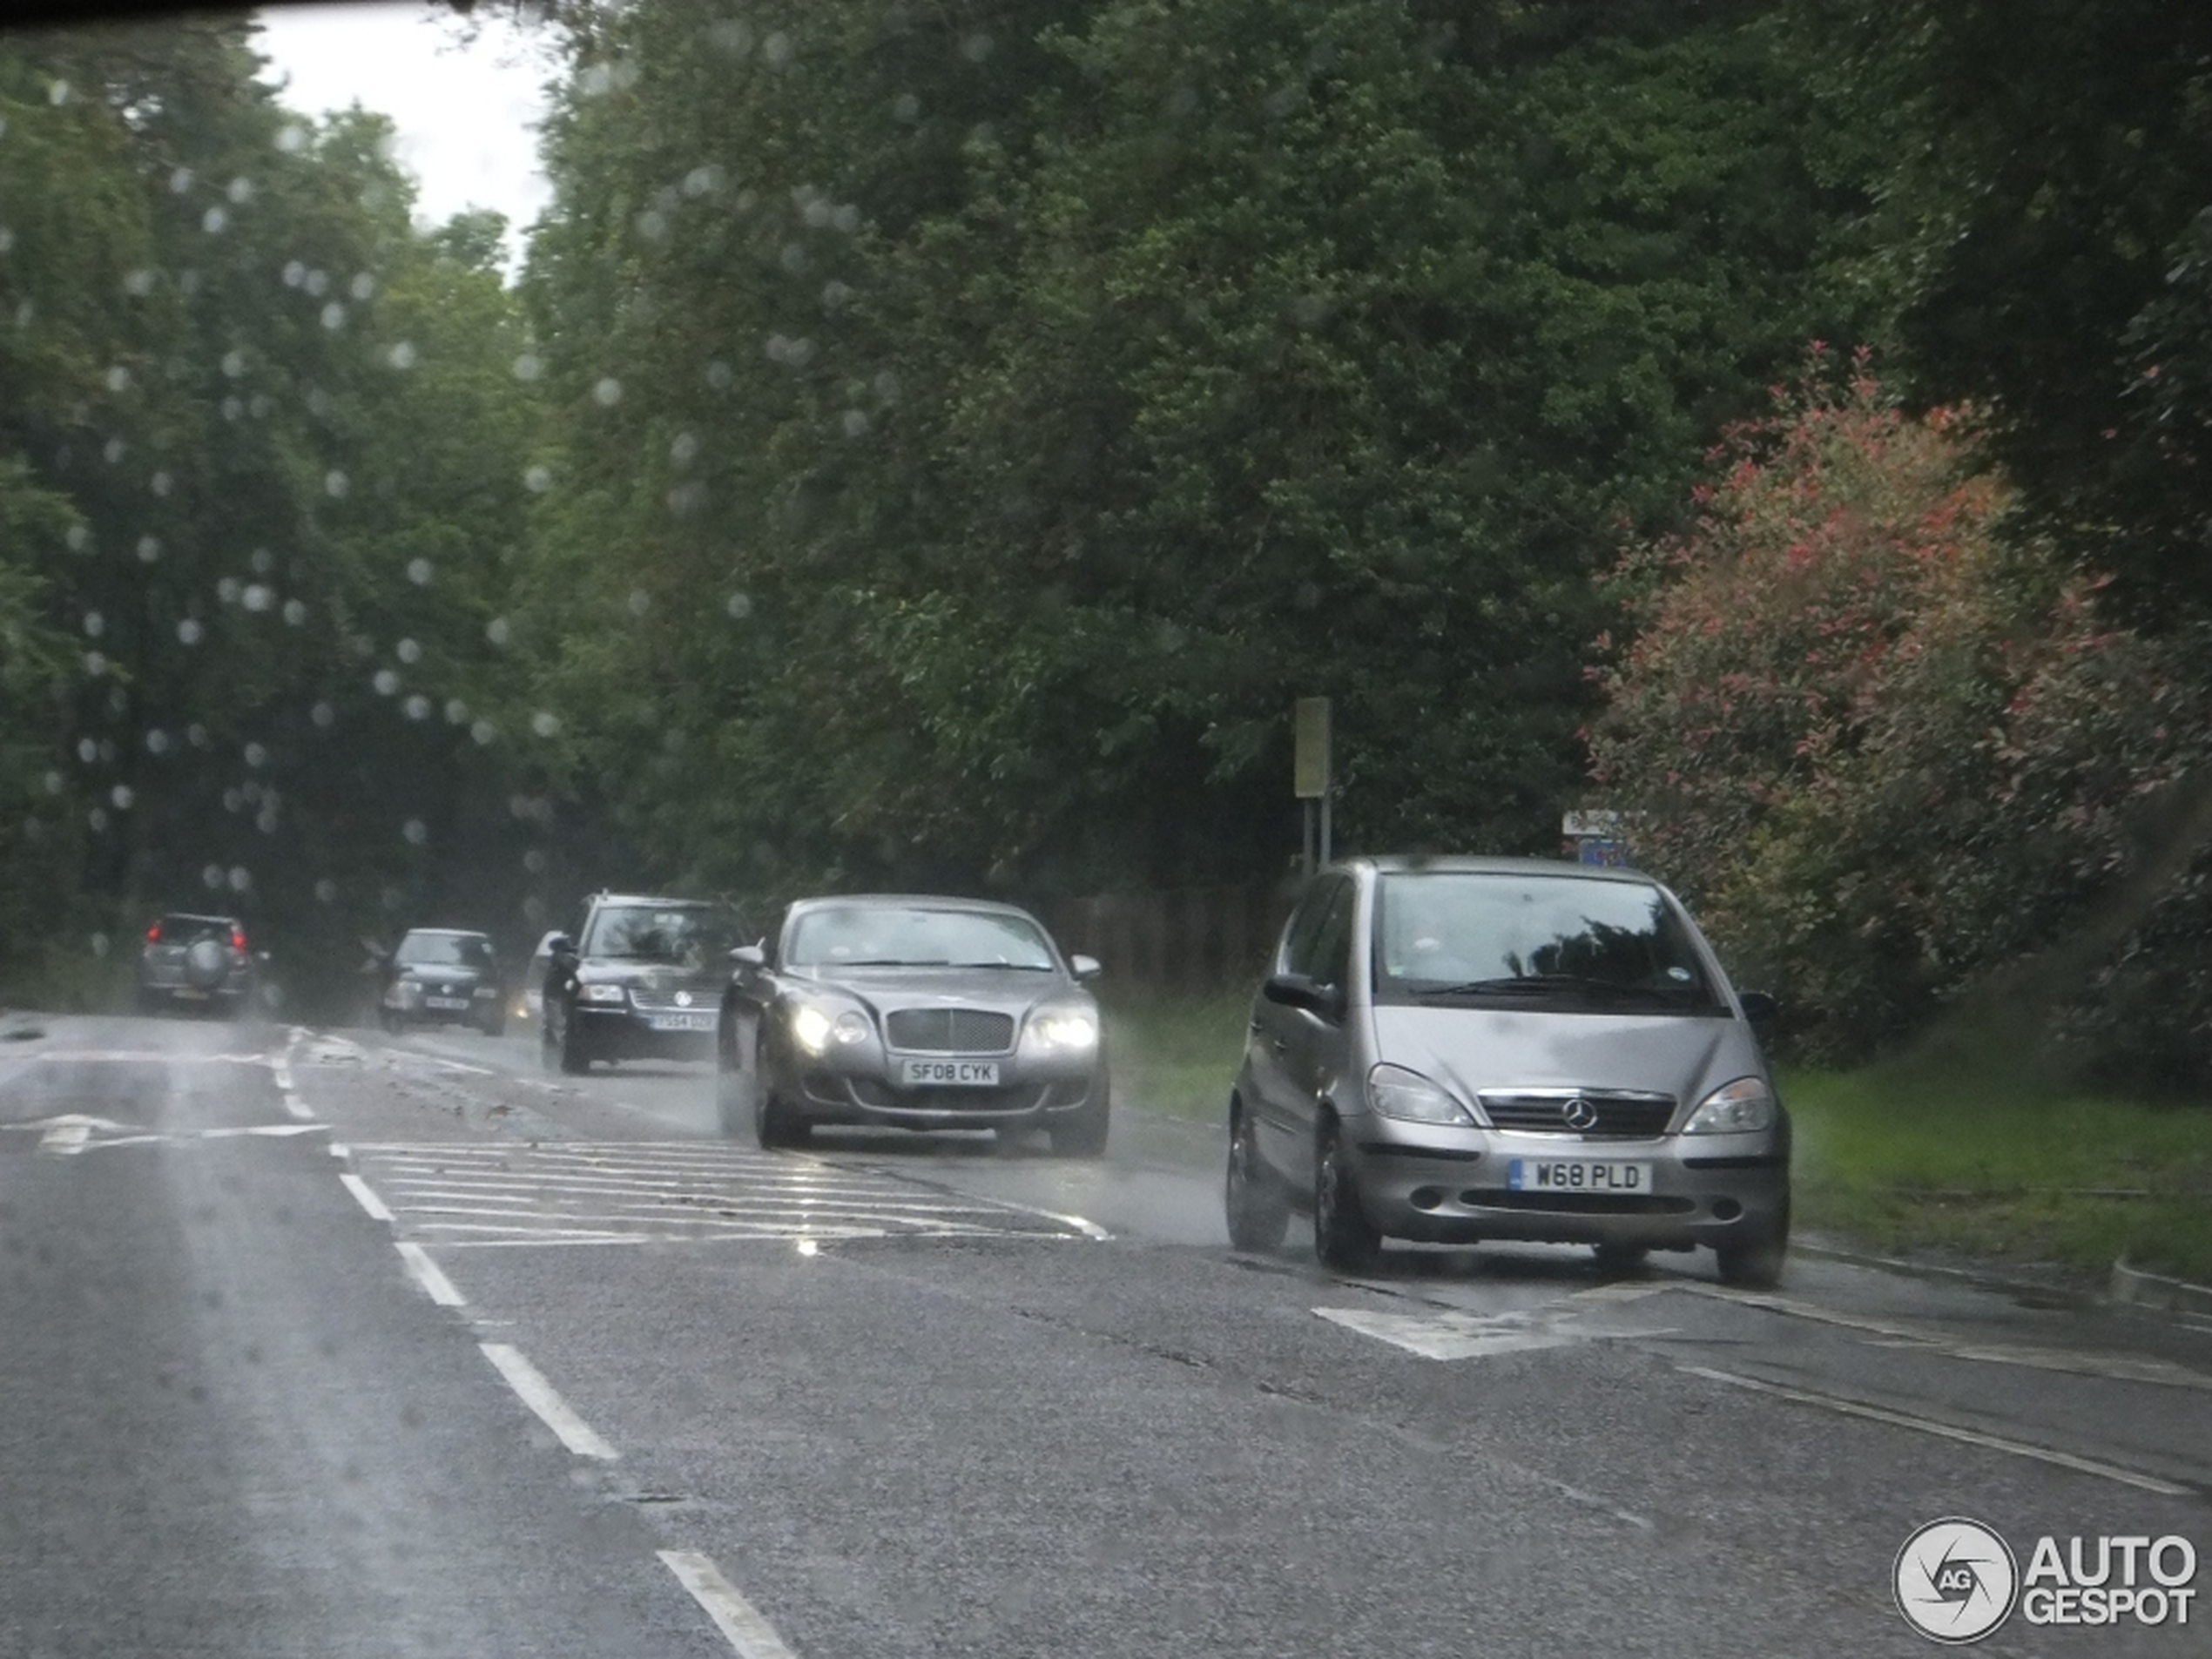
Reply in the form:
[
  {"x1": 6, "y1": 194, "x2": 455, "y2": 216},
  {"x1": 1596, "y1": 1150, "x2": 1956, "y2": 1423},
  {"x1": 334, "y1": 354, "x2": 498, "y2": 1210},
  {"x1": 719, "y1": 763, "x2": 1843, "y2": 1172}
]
[{"x1": 252, "y1": 2, "x2": 556, "y2": 271}]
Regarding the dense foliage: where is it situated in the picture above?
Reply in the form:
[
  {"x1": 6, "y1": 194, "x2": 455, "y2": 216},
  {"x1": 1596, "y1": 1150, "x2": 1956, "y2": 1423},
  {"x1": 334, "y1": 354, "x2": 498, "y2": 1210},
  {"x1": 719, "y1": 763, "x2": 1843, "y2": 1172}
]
[
  {"x1": 1593, "y1": 360, "x2": 2212, "y2": 1082},
  {"x1": 0, "y1": 20, "x2": 545, "y2": 1008},
  {"x1": 513, "y1": 0, "x2": 1877, "y2": 897}
]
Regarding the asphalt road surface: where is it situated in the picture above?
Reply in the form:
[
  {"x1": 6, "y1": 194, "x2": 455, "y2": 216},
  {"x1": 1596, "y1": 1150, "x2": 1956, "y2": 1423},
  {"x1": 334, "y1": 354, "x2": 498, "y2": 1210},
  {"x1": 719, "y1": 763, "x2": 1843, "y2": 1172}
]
[{"x1": 3, "y1": 1007, "x2": 2208, "y2": 1656}]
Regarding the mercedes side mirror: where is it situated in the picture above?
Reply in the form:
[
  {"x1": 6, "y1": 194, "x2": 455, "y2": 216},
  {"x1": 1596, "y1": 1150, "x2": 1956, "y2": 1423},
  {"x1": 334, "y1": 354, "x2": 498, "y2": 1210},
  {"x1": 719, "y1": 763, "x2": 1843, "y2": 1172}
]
[
  {"x1": 1263, "y1": 972, "x2": 1344, "y2": 1022},
  {"x1": 1738, "y1": 989, "x2": 1779, "y2": 1029}
]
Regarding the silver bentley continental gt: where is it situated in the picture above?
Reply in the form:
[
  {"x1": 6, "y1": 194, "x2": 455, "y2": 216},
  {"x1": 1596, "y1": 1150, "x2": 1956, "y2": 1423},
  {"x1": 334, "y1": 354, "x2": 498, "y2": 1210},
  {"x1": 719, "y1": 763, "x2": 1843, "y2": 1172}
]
[{"x1": 718, "y1": 894, "x2": 1109, "y2": 1156}]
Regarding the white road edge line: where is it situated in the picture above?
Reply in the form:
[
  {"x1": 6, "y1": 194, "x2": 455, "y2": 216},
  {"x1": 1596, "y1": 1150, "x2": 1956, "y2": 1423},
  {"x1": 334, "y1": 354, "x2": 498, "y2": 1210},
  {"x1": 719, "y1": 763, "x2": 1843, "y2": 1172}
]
[
  {"x1": 272, "y1": 1032, "x2": 314, "y2": 1121},
  {"x1": 479, "y1": 1343, "x2": 618, "y2": 1460},
  {"x1": 395, "y1": 1242, "x2": 467, "y2": 1307},
  {"x1": 1679, "y1": 1365, "x2": 2194, "y2": 1497},
  {"x1": 339, "y1": 1172, "x2": 395, "y2": 1223},
  {"x1": 658, "y1": 1548, "x2": 800, "y2": 1659},
  {"x1": 38, "y1": 1122, "x2": 92, "y2": 1155}
]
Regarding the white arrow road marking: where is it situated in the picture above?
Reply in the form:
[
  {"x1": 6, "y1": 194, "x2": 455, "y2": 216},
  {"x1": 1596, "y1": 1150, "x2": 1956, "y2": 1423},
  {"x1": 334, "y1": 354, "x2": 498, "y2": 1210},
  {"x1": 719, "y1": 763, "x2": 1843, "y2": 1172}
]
[
  {"x1": 479, "y1": 1343, "x2": 617, "y2": 1460},
  {"x1": 1314, "y1": 1303, "x2": 1676, "y2": 1361},
  {"x1": 658, "y1": 1550, "x2": 800, "y2": 1659}
]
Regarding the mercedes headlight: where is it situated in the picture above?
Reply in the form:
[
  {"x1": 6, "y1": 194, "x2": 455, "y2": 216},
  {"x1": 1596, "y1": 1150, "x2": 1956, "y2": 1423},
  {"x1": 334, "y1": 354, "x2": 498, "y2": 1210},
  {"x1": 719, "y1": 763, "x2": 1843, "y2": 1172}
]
[
  {"x1": 1683, "y1": 1076, "x2": 1777, "y2": 1135},
  {"x1": 1028, "y1": 1008, "x2": 1099, "y2": 1049},
  {"x1": 577, "y1": 981, "x2": 628, "y2": 1005},
  {"x1": 1366, "y1": 1064, "x2": 1474, "y2": 1126}
]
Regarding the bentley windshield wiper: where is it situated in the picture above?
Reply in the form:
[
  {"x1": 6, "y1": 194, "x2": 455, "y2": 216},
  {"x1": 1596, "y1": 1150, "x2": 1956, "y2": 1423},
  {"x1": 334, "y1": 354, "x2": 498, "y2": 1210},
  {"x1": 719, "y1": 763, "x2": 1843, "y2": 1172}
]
[{"x1": 835, "y1": 958, "x2": 951, "y2": 968}]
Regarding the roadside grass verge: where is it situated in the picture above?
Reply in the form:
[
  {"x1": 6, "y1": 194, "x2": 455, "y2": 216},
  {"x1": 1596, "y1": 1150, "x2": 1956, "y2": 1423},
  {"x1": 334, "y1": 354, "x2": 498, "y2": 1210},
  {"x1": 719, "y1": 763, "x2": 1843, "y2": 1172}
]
[
  {"x1": 1101, "y1": 985, "x2": 1251, "y2": 1128},
  {"x1": 1785, "y1": 1066, "x2": 2212, "y2": 1285}
]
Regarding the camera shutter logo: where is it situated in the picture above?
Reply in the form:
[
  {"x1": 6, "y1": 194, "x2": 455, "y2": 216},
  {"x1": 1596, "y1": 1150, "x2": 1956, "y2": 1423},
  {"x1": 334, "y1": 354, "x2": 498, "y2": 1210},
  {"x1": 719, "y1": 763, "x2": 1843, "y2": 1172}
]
[{"x1": 1895, "y1": 1517, "x2": 2020, "y2": 1643}]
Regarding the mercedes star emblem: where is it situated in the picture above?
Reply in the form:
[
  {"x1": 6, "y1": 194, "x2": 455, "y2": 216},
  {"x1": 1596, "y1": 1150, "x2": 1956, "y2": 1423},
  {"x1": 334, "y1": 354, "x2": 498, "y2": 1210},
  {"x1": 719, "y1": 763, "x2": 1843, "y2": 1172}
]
[{"x1": 1561, "y1": 1096, "x2": 1601, "y2": 1130}]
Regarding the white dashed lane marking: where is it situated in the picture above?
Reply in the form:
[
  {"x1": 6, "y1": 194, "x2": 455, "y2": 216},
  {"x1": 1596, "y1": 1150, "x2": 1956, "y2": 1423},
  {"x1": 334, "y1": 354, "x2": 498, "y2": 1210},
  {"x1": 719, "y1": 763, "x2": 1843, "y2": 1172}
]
[{"x1": 346, "y1": 1141, "x2": 1103, "y2": 1245}]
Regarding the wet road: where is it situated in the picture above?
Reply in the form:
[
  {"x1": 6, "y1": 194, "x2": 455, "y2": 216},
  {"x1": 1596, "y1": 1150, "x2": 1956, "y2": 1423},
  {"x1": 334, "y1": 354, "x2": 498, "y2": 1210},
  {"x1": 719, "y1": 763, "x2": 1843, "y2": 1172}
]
[{"x1": 3, "y1": 1008, "x2": 2207, "y2": 1656}]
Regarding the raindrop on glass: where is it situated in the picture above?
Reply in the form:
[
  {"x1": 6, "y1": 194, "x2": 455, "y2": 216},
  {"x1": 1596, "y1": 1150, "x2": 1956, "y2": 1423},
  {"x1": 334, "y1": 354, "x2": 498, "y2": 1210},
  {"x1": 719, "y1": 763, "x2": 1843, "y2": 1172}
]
[
  {"x1": 82, "y1": 611, "x2": 104, "y2": 637},
  {"x1": 593, "y1": 376, "x2": 623, "y2": 406},
  {"x1": 443, "y1": 698, "x2": 469, "y2": 725},
  {"x1": 203, "y1": 864, "x2": 225, "y2": 890},
  {"x1": 137, "y1": 536, "x2": 161, "y2": 563},
  {"x1": 387, "y1": 341, "x2": 417, "y2": 369},
  {"x1": 76, "y1": 738, "x2": 97, "y2": 764},
  {"x1": 524, "y1": 463, "x2": 552, "y2": 493},
  {"x1": 406, "y1": 558, "x2": 432, "y2": 586},
  {"x1": 125, "y1": 268, "x2": 154, "y2": 297},
  {"x1": 725, "y1": 592, "x2": 752, "y2": 619},
  {"x1": 202, "y1": 206, "x2": 229, "y2": 235},
  {"x1": 277, "y1": 124, "x2": 308, "y2": 155},
  {"x1": 470, "y1": 719, "x2": 497, "y2": 746},
  {"x1": 243, "y1": 743, "x2": 268, "y2": 768},
  {"x1": 311, "y1": 701, "x2": 335, "y2": 728},
  {"x1": 403, "y1": 694, "x2": 431, "y2": 721},
  {"x1": 374, "y1": 669, "x2": 400, "y2": 696},
  {"x1": 320, "y1": 302, "x2": 346, "y2": 331},
  {"x1": 228, "y1": 867, "x2": 252, "y2": 892},
  {"x1": 146, "y1": 729, "x2": 170, "y2": 753},
  {"x1": 396, "y1": 637, "x2": 422, "y2": 664},
  {"x1": 282, "y1": 260, "x2": 306, "y2": 287},
  {"x1": 243, "y1": 583, "x2": 273, "y2": 612},
  {"x1": 627, "y1": 590, "x2": 651, "y2": 617},
  {"x1": 530, "y1": 711, "x2": 562, "y2": 738},
  {"x1": 282, "y1": 598, "x2": 307, "y2": 626},
  {"x1": 512, "y1": 352, "x2": 542, "y2": 381},
  {"x1": 401, "y1": 819, "x2": 428, "y2": 846},
  {"x1": 485, "y1": 617, "x2": 511, "y2": 646},
  {"x1": 177, "y1": 618, "x2": 205, "y2": 645},
  {"x1": 110, "y1": 785, "x2": 134, "y2": 810},
  {"x1": 314, "y1": 878, "x2": 338, "y2": 903},
  {"x1": 348, "y1": 272, "x2": 374, "y2": 300}
]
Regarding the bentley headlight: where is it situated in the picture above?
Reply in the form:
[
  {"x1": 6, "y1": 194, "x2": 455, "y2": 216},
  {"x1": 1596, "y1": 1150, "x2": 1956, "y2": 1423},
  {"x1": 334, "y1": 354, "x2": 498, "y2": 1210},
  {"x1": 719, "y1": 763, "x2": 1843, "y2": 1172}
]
[
  {"x1": 790, "y1": 1003, "x2": 833, "y2": 1055},
  {"x1": 1028, "y1": 1008, "x2": 1099, "y2": 1049},
  {"x1": 1683, "y1": 1076, "x2": 1777, "y2": 1135},
  {"x1": 1366, "y1": 1064, "x2": 1474, "y2": 1126},
  {"x1": 832, "y1": 1010, "x2": 870, "y2": 1046}
]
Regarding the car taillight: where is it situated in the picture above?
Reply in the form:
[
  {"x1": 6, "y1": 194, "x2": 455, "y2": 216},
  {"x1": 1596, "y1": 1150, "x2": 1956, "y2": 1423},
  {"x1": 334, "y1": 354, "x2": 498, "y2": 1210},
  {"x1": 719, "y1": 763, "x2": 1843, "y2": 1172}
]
[
  {"x1": 145, "y1": 923, "x2": 162, "y2": 943},
  {"x1": 231, "y1": 929, "x2": 248, "y2": 952}
]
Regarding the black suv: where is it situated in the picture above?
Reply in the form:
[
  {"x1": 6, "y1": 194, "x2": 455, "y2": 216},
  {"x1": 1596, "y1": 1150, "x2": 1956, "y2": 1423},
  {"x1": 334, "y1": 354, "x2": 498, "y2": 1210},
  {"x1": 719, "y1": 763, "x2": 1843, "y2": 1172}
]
[
  {"x1": 541, "y1": 893, "x2": 750, "y2": 1073},
  {"x1": 376, "y1": 927, "x2": 506, "y2": 1035},
  {"x1": 136, "y1": 913, "x2": 261, "y2": 1017}
]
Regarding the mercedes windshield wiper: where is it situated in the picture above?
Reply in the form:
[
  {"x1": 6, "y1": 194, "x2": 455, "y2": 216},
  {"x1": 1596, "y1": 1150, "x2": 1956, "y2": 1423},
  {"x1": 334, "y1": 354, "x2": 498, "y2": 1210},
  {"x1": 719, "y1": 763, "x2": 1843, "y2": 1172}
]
[
  {"x1": 1417, "y1": 974, "x2": 1669, "y2": 1001},
  {"x1": 944, "y1": 961, "x2": 1055, "y2": 970}
]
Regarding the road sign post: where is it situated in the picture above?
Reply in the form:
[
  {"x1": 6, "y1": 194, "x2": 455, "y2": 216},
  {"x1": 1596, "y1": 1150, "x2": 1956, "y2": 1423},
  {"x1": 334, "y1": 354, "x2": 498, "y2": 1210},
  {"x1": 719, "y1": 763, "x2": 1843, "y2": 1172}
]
[{"x1": 1294, "y1": 698, "x2": 1332, "y2": 875}]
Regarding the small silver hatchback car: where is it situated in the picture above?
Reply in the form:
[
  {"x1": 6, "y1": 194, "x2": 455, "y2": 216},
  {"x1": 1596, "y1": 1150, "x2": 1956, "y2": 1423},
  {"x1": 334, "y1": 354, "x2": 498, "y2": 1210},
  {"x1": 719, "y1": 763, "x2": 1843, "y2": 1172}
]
[{"x1": 1224, "y1": 857, "x2": 1788, "y2": 1286}]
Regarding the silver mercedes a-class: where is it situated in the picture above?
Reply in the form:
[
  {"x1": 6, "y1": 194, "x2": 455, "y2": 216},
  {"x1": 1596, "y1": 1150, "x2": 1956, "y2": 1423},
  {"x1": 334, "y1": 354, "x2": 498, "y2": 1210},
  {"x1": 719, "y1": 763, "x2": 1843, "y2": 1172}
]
[
  {"x1": 1224, "y1": 857, "x2": 1789, "y2": 1286},
  {"x1": 718, "y1": 894, "x2": 1109, "y2": 1155}
]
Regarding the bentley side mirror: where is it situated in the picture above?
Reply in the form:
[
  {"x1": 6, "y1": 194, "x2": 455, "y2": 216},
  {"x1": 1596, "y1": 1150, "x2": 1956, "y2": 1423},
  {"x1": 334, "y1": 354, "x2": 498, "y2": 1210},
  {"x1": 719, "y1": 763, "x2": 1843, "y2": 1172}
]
[
  {"x1": 1069, "y1": 954, "x2": 1103, "y2": 982},
  {"x1": 729, "y1": 944, "x2": 766, "y2": 974}
]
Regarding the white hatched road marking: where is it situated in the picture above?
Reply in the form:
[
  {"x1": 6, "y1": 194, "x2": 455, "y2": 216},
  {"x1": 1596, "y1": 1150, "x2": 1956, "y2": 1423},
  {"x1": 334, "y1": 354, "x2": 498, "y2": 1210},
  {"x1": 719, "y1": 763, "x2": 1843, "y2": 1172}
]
[{"x1": 346, "y1": 1141, "x2": 1104, "y2": 1244}]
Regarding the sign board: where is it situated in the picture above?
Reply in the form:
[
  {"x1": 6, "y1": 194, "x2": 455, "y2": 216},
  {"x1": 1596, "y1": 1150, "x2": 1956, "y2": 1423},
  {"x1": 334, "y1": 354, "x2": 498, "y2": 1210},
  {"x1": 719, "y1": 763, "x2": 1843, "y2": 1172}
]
[{"x1": 1294, "y1": 698, "x2": 1332, "y2": 799}]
